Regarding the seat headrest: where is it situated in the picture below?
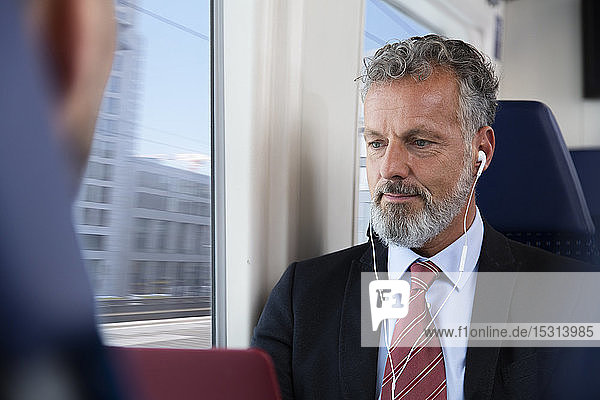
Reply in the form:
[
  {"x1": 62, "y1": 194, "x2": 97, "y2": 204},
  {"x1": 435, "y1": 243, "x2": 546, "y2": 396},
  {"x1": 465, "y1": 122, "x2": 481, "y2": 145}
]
[
  {"x1": 570, "y1": 149, "x2": 600, "y2": 217},
  {"x1": 477, "y1": 100, "x2": 595, "y2": 234}
]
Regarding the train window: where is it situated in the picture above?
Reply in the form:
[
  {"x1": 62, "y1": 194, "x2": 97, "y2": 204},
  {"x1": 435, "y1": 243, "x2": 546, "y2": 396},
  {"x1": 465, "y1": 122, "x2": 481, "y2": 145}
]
[
  {"x1": 356, "y1": 0, "x2": 436, "y2": 243},
  {"x1": 75, "y1": 0, "x2": 212, "y2": 349}
]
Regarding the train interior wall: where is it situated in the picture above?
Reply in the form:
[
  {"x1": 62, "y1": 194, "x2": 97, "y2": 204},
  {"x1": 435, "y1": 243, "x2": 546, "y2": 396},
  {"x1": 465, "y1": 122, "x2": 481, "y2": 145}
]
[{"x1": 222, "y1": 0, "x2": 599, "y2": 347}]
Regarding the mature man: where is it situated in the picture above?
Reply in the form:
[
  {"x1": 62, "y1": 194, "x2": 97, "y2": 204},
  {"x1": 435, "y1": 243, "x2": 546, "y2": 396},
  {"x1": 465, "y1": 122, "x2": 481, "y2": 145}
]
[
  {"x1": 252, "y1": 35, "x2": 598, "y2": 399},
  {"x1": 1, "y1": 0, "x2": 118, "y2": 398}
]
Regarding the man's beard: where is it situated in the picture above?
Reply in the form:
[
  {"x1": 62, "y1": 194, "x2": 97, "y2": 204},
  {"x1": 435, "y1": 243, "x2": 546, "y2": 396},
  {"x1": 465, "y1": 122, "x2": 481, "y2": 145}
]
[{"x1": 370, "y1": 157, "x2": 475, "y2": 249}]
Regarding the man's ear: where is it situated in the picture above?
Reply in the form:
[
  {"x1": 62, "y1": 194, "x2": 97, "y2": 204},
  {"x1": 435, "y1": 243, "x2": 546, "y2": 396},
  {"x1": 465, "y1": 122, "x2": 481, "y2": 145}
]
[{"x1": 473, "y1": 125, "x2": 495, "y2": 174}]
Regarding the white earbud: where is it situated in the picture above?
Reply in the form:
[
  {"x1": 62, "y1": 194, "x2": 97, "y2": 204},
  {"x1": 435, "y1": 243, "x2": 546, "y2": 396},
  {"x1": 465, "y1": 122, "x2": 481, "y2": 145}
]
[{"x1": 476, "y1": 150, "x2": 486, "y2": 177}]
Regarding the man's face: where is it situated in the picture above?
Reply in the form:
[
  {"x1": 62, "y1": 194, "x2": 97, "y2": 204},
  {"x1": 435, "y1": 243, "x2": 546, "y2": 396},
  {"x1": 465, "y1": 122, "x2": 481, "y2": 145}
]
[{"x1": 363, "y1": 68, "x2": 475, "y2": 248}]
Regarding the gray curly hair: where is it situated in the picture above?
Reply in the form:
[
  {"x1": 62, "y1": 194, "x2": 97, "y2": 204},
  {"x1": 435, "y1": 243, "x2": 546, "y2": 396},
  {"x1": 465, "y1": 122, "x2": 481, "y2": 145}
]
[{"x1": 360, "y1": 34, "x2": 499, "y2": 141}]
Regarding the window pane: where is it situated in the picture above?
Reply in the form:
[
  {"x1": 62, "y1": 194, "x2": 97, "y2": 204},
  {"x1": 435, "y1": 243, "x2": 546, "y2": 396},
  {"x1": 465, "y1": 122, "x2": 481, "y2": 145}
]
[
  {"x1": 75, "y1": 0, "x2": 212, "y2": 349},
  {"x1": 356, "y1": 0, "x2": 434, "y2": 243}
]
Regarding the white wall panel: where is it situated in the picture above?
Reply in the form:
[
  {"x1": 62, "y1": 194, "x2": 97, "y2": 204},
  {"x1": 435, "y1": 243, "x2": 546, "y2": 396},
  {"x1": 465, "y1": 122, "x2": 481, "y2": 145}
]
[
  {"x1": 500, "y1": 0, "x2": 600, "y2": 147},
  {"x1": 223, "y1": 0, "x2": 364, "y2": 347}
]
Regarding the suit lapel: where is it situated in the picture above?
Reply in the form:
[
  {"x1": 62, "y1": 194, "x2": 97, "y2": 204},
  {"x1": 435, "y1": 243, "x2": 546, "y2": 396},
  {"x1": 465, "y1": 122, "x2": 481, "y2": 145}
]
[
  {"x1": 464, "y1": 222, "x2": 537, "y2": 399},
  {"x1": 344, "y1": 224, "x2": 540, "y2": 399},
  {"x1": 338, "y1": 238, "x2": 387, "y2": 399}
]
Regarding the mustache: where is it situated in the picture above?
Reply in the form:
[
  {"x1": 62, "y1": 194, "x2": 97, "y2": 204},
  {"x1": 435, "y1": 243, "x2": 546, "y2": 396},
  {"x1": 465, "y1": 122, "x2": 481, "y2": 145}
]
[{"x1": 373, "y1": 180, "x2": 430, "y2": 203}]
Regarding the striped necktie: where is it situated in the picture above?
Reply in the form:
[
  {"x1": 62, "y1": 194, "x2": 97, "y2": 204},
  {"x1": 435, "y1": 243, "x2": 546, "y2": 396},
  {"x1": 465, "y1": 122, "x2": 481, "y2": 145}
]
[{"x1": 381, "y1": 260, "x2": 447, "y2": 400}]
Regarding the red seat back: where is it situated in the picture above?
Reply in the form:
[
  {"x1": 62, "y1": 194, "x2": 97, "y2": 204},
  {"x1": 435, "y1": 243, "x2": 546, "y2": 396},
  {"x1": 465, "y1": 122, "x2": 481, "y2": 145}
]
[{"x1": 109, "y1": 347, "x2": 281, "y2": 400}]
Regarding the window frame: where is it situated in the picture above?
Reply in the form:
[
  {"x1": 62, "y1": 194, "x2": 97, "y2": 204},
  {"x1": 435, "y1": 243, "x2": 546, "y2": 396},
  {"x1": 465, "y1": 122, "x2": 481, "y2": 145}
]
[{"x1": 210, "y1": 0, "x2": 227, "y2": 347}]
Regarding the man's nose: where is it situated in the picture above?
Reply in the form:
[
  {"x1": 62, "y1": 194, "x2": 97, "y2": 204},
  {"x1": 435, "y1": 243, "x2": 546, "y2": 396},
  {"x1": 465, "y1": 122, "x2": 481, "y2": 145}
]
[{"x1": 380, "y1": 142, "x2": 410, "y2": 180}]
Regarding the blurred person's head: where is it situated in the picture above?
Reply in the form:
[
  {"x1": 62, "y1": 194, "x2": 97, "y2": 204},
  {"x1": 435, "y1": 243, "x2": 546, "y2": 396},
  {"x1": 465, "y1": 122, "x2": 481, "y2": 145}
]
[
  {"x1": 25, "y1": 0, "x2": 116, "y2": 179},
  {"x1": 0, "y1": 3, "x2": 120, "y2": 398}
]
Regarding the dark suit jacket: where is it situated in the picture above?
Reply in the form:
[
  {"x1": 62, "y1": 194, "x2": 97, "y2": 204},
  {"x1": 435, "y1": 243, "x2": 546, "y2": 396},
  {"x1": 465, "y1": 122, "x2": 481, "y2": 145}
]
[{"x1": 252, "y1": 222, "x2": 600, "y2": 399}]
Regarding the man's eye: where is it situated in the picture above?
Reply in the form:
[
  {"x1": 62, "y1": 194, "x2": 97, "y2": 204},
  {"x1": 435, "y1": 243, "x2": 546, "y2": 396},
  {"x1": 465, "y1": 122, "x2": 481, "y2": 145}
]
[
  {"x1": 370, "y1": 141, "x2": 383, "y2": 149},
  {"x1": 414, "y1": 139, "x2": 429, "y2": 147}
]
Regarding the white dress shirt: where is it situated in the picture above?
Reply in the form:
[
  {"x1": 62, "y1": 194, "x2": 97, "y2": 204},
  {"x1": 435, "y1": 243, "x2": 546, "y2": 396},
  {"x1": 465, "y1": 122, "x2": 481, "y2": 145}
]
[{"x1": 376, "y1": 208, "x2": 484, "y2": 400}]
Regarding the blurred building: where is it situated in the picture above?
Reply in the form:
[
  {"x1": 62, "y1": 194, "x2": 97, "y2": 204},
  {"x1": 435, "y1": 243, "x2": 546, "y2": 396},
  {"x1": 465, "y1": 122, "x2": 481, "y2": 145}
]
[
  {"x1": 356, "y1": 115, "x2": 371, "y2": 243},
  {"x1": 74, "y1": 1, "x2": 211, "y2": 298},
  {"x1": 127, "y1": 159, "x2": 211, "y2": 297}
]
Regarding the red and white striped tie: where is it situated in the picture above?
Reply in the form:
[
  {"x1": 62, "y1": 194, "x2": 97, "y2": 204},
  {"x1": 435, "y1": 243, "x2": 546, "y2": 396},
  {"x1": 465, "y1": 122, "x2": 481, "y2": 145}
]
[{"x1": 381, "y1": 260, "x2": 447, "y2": 400}]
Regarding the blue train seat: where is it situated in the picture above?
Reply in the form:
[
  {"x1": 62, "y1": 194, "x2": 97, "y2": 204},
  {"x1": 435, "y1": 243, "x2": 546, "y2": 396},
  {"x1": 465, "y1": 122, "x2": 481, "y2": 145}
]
[
  {"x1": 477, "y1": 100, "x2": 598, "y2": 264},
  {"x1": 570, "y1": 149, "x2": 600, "y2": 247}
]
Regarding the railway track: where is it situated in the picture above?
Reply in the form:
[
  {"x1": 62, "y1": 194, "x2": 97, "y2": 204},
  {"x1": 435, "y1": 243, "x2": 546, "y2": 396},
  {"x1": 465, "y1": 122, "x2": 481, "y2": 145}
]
[{"x1": 96, "y1": 296, "x2": 211, "y2": 323}]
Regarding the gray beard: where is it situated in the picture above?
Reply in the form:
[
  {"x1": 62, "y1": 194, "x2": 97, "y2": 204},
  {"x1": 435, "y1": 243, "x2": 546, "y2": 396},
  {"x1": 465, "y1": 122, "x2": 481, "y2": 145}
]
[{"x1": 370, "y1": 160, "x2": 475, "y2": 249}]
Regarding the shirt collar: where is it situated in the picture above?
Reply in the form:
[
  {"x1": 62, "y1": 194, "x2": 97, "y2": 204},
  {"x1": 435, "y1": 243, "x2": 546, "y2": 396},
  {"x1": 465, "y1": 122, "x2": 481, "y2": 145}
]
[{"x1": 387, "y1": 207, "x2": 484, "y2": 291}]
